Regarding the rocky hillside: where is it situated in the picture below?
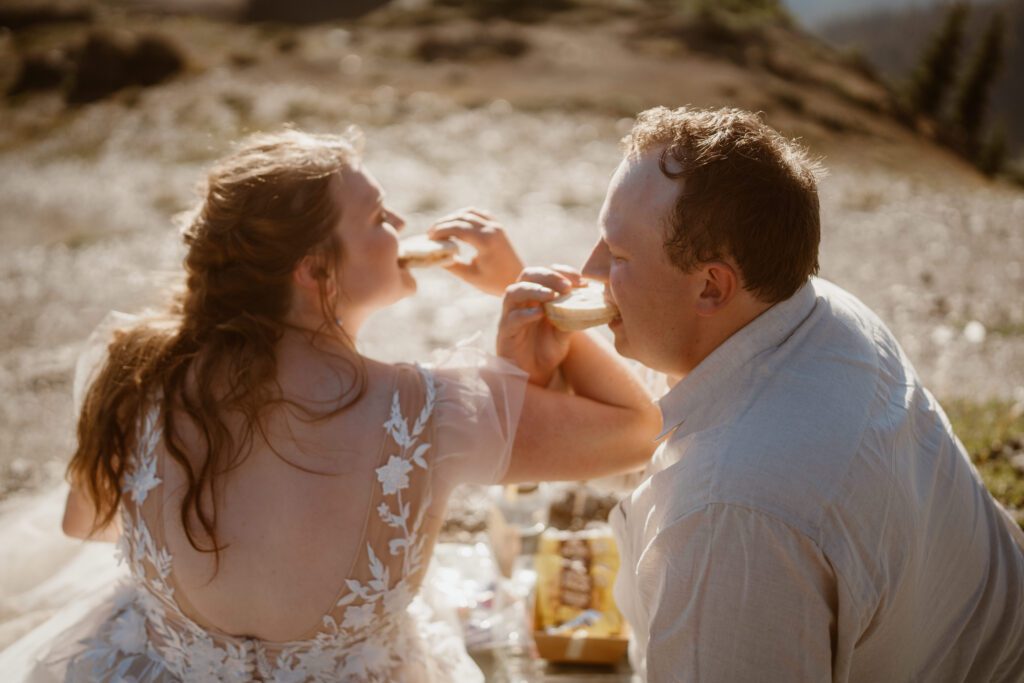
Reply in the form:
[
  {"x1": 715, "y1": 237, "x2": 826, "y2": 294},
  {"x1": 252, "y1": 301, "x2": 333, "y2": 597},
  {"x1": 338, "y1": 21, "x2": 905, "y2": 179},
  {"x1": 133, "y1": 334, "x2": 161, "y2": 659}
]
[{"x1": 820, "y1": 0, "x2": 1023, "y2": 157}]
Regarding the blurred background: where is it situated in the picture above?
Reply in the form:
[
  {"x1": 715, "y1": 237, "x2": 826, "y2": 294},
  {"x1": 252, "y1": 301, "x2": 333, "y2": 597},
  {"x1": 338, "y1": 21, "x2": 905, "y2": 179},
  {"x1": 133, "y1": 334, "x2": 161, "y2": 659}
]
[
  {"x1": 0, "y1": 1, "x2": 1022, "y2": 678},
  {"x1": 0, "y1": 0, "x2": 1022, "y2": 535}
]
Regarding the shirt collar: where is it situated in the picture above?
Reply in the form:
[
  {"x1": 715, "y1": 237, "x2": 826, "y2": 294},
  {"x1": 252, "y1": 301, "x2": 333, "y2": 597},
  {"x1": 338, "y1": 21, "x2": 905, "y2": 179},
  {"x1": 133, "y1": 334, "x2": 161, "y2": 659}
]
[{"x1": 655, "y1": 279, "x2": 819, "y2": 440}]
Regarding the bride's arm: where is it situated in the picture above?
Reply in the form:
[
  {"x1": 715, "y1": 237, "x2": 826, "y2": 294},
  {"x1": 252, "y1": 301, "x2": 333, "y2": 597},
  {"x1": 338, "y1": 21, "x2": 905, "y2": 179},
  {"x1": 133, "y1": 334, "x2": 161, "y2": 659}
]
[
  {"x1": 559, "y1": 329, "x2": 653, "y2": 410},
  {"x1": 62, "y1": 480, "x2": 122, "y2": 542},
  {"x1": 502, "y1": 382, "x2": 659, "y2": 483},
  {"x1": 498, "y1": 266, "x2": 656, "y2": 408},
  {"x1": 497, "y1": 268, "x2": 661, "y2": 483}
]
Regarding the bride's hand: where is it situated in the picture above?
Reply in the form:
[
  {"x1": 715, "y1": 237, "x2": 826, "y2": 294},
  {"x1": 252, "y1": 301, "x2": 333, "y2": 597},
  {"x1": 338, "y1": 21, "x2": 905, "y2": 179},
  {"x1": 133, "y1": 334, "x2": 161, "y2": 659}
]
[
  {"x1": 497, "y1": 266, "x2": 581, "y2": 386},
  {"x1": 428, "y1": 209, "x2": 524, "y2": 296}
]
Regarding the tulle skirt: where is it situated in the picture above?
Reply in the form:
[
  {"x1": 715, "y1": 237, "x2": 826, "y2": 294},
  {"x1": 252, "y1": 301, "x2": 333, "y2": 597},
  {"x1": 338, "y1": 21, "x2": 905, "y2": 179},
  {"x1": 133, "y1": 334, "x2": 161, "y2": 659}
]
[{"x1": 0, "y1": 485, "x2": 129, "y2": 681}]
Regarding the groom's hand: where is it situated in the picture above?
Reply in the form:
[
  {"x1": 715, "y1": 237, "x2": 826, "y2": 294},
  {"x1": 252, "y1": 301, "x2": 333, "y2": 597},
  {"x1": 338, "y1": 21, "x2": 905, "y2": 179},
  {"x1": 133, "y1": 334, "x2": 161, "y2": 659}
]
[
  {"x1": 428, "y1": 208, "x2": 523, "y2": 296},
  {"x1": 498, "y1": 266, "x2": 581, "y2": 386}
]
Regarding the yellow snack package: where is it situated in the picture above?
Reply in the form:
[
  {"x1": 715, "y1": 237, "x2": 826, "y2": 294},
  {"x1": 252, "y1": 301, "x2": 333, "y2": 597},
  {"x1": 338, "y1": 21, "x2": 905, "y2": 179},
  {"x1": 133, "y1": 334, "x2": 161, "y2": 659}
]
[{"x1": 534, "y1": 527, "x2": 623, "y2": 637}]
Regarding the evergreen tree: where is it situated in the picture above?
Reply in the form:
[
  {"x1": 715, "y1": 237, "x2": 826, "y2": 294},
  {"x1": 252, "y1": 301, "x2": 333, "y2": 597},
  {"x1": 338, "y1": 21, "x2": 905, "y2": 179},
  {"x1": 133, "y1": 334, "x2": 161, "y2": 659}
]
[
  {"x1": 907, "y1": 2, "x2": 969, "y2": 117},
  {"x1": 954, "y1": 12, "x2": 1006, "y2": 157},
  {"x1": 978, "y1": 125, "x2": 1007, "y2": 176}
]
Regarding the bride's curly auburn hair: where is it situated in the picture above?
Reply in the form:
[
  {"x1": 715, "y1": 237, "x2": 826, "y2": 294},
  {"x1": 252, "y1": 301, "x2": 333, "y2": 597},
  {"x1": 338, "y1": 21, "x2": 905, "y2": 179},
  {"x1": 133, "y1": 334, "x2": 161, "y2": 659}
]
[{"x1": 68, "y1": 128, "x2": 366, "y2": 557}]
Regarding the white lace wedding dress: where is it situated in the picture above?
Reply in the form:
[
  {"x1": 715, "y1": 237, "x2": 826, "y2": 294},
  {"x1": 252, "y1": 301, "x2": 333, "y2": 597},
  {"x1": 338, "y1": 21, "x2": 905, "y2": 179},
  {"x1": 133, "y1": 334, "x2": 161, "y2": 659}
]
[{"x1": 0, "y1": 346, "x2": 526, "y2": 682}]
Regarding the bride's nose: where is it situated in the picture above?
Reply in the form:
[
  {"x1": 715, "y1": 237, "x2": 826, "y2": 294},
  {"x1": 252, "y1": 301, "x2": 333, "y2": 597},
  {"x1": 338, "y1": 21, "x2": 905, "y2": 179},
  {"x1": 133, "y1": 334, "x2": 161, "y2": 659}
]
[{"x1": 387, "y1": 209, "x2": 407, "y2": 232}]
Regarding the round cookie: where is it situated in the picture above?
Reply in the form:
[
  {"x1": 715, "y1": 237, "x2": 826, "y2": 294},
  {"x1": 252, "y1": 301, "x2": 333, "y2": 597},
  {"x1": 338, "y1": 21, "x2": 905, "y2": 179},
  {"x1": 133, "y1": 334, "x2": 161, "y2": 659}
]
[
  {"x1": 543, "y1": 282, "x2": 619, "y2": 332},
  {"x1": 397, "y1": 235, "x2": 458, "y2": 268}
]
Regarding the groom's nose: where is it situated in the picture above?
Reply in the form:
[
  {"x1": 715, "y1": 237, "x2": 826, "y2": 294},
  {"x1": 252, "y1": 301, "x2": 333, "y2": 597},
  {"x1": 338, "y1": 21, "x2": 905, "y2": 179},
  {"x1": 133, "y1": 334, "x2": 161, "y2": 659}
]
[{"x1": 581, "y1": 239, "x2": 610, "y2": 282}]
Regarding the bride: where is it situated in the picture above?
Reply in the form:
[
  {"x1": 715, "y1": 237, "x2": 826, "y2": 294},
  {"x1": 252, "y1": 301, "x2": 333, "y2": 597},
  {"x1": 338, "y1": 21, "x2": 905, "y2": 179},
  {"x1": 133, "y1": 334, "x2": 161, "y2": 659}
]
[{"x1": 0, "y1": 128, "x2": 659, "y2": 681}]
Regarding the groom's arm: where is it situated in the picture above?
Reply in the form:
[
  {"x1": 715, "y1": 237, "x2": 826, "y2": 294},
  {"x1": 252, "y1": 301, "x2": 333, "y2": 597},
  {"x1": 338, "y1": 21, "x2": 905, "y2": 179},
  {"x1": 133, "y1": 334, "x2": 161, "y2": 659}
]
[{"x1": 638, "y1": 503, "x2": 838, "y2": 682}]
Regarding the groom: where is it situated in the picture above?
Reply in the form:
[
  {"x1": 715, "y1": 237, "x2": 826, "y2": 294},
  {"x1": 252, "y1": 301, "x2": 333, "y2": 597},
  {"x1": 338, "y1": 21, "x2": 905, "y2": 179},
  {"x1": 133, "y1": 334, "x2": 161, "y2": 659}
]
[{"x1": 502, "y1": 107, "x2": 1024, "y2": 681}]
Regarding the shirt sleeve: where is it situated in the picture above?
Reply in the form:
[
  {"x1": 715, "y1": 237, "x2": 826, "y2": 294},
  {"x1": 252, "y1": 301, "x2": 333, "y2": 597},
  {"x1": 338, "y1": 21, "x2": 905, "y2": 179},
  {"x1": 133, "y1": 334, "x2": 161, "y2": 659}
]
[
  {"x1": 638, "y1": 503, "x2": 838, "y2": 682},
  {"x1": 426, "y1": 343, "x2": 528, "y2": 487}
]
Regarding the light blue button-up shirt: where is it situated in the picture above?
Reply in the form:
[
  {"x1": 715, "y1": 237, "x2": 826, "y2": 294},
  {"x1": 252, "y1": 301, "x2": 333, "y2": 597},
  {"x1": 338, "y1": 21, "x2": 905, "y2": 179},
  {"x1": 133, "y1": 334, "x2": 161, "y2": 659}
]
[{"x1": 611, "y1": 278, "x2": 1024, "y2": 682}]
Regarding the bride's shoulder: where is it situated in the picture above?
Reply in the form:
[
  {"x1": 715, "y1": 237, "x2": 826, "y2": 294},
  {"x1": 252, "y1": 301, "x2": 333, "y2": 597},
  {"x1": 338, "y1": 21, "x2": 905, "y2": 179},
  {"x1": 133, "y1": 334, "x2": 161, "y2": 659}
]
[
  {"x1": 366, "y1": 342, "x2": 527, "y2": 422},
  {"x1": 363, "y1": 357, "x2": 420, "y2": 386},
  {"x1": 416, "y1": 339, "x2": 526, "y2": 381},
  {"x1": 363, "y1": 345, "x2": 479, "y2": 387},
  {"x1": 361, "y1": 359, "x2": 431, "y2": 413}
]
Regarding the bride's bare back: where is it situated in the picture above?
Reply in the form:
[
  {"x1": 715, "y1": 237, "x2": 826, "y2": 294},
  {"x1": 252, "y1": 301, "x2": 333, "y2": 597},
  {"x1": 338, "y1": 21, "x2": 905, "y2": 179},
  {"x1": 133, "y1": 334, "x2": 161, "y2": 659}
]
[{"x1": 159, "y1": 336, "x2": 420, "y2": 641}]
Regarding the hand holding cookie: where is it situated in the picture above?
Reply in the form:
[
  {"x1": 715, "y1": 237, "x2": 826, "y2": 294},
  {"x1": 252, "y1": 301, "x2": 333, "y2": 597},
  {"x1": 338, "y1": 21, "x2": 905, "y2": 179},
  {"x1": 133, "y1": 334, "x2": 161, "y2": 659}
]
[
  {"x1": 427, "y1": 208, "x2": 524, "y2": 296},
  {"x1": 498, "y1": 266, "x2": 584, "y2": 386}
]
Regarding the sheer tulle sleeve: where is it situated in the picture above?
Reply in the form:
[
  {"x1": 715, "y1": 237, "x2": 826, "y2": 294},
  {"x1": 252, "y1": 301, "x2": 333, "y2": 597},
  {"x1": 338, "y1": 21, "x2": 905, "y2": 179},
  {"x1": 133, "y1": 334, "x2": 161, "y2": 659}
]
[
  {"x1": 72, "y1": 311, "x2": 138, "y2": 416},
  {"x1": 425, "y1": 341, "x2": 528, "y2": 487}
]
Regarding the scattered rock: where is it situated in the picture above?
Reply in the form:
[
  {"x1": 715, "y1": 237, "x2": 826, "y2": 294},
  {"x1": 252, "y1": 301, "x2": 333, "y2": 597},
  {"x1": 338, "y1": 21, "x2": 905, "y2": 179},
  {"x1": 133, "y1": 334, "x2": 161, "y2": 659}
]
[
  {"x1": 979, "y1": 437, "x2": 1024, "y2": 466},
  {"x1": 229, "y1": 51, "x2": 259, "y2": 68},
  {"x1": 65, "y1": 30, "x2": 185, "y2": 104},
  {"x1": 7, "y1": 49, "x2": 72, "y2": 96},
  {"x1": 66, "y1": 31, "x2": 133, "y2": 104},
  {"x1": 773, "y1": 89, "x2": 805, "y2": 113},
  {"x1": 931, "y1": 324, "x2": 955, "y2": 346},
  {"x1": 414, "y1": 30, "x2": 529, "y2": 63},
  {"x1": 963, "y1": 320, "x2": 987, "y2": 345},
  {"x1": 275, "y1": 36, "x2": 299, "y2": 54},
  {"x1": 0, "y1": 1, "x2": 92, "y2": 31},
  {"x1": 245, "y1": 0, "x2": 386, "y2": 23},
  {"x1": 433, "y1": 0, "x2": 574, "y2": 23},
  {"x1": 132, "y1": 34, "x2": 185, "y2": 87},
  {"x1": 6, "y1": 29, "x2": 185, "y2": 103}
]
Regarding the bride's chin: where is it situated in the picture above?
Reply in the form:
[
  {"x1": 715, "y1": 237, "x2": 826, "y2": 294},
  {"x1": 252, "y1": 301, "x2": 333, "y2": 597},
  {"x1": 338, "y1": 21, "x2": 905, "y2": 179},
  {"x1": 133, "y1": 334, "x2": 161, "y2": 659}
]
[{"x1": 399, "y1": 267, "x2": 417, "y2": 294}]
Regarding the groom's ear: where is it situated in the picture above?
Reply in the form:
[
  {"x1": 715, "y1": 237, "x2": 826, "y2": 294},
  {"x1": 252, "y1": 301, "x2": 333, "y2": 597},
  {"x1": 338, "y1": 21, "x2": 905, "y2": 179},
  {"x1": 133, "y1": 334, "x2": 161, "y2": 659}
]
[{"x1": 695, "y1": 261, "x2": 739, "y2": 316}]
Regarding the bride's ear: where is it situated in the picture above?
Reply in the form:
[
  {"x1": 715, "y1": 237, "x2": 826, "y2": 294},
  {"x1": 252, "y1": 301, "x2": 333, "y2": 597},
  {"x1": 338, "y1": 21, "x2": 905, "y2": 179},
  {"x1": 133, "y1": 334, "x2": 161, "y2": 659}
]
[
  {"x1": 293, "y1": 254, "x2": 338, "y2": 298},
  {"x1": 293, "y1": 255, "x2": 321, "y2": 293}
]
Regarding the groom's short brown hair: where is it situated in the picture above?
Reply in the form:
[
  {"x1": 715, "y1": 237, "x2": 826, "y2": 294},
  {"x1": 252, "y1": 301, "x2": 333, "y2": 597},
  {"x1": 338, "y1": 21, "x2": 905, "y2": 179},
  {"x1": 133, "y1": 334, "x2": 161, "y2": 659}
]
[{"x1": 624, "y1": 106, "x2": 821, "y2": 303}]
